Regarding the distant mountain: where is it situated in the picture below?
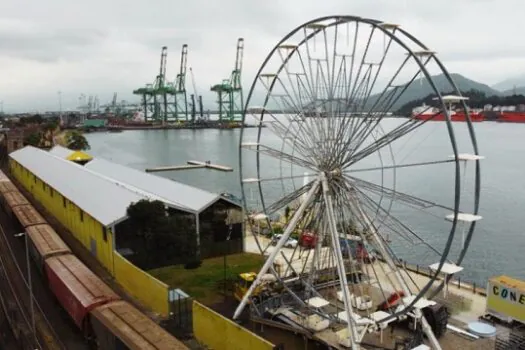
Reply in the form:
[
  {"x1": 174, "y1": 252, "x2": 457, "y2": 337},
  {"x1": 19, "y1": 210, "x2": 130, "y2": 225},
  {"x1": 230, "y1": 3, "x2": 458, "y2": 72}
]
[
  {"x1": 502, "y1": 86, "x2": 525, "y2": 96},
  {"x1": 491, "y1": 75, "x2": 525, "y2": 92},
  {"x1": 368, "y1": 73, "x2": 501, "y2": 111}
]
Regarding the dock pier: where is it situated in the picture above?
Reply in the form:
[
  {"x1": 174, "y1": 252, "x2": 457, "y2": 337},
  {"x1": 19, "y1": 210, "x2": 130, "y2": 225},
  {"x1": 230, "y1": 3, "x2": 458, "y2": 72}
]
[{"x1": 145, "y1": 160, "x2": 233, "y2": 173}]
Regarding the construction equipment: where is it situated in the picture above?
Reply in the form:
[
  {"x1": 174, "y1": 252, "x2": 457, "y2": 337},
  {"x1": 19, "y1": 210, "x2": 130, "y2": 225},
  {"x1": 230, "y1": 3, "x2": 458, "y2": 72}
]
[
  {"x1": 210, "y1": 38, "x2": 244, "y2": 123},
  {"x1": 233, "y1": 272, "x2": 277, "y2": 303}
]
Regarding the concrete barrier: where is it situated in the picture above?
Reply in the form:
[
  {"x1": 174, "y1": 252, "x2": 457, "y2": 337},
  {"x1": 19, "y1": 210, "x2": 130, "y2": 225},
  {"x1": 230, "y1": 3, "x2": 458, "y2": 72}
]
[
  {"x1": 113, "y1": 252, "x2": 169, "y2": 317},
  {"x1": 192, "y1": 301, "x2": 275, "y2": 350}
]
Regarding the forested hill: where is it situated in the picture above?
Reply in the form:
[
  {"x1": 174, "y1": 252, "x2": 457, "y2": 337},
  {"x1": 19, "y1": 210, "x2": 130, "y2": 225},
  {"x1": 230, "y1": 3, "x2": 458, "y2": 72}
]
[{"x1": 396, "y1": 90, "x2": 525, "y2": 116}]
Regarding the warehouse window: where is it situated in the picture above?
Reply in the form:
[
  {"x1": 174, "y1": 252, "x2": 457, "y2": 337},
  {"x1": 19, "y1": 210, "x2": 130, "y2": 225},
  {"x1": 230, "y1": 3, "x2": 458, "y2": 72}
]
[
  {"x1": 79, "y1": 209, "x2": 84, "y2": 222},
  {"x1": 50, "y1": 188, "x2": 54, "y2": 197},
  {"x1": 33, "y1": 175, "x2": 36, "y2": 183},
  {"x1": 42, "y1": 182, "x2": 45, "y2": 190},
  {"x1": 62, "y1": 196, "x2": 66, "y2": 208},
  {"x1": 102, "y1": 227, "x2": 107, "y2": 242}
]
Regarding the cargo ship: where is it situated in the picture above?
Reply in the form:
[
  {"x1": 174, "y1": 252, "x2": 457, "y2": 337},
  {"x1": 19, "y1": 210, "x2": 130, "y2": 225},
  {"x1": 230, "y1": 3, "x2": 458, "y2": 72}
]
[
  {"x1": 411, "y1": 95, "x2": 485, "y2": 122},
  {"x1": 411, "y1": 104, "x2": 485, "y2": 122},
  {"x1": 497, "y1": 111, "x2": 525, "y2": 122}
]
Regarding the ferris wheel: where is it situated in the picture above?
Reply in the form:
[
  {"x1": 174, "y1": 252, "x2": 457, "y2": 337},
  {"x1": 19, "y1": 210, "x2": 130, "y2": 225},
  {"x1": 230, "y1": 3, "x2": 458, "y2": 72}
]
[{"x1": 235, "y1": 16, "x2": 482, "y2": 350}]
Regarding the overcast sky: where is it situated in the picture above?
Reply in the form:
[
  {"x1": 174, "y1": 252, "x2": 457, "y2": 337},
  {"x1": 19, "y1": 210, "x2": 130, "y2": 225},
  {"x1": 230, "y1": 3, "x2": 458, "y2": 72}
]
[{"x1": 0, "y1": 0, "x2": 524, "y2": 112}]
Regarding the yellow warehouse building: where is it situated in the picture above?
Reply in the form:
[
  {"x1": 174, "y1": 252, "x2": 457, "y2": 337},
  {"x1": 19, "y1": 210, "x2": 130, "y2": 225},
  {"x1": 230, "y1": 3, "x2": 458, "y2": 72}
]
[{"x1": 8, "y1": 145, "x2": 244, "y2": 316}]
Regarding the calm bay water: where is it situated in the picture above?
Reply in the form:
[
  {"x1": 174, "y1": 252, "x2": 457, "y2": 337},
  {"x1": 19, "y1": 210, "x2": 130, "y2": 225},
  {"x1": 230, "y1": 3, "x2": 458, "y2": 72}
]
[{"x1": 85, "y1": 119, "x2": 525, "y2": 286}]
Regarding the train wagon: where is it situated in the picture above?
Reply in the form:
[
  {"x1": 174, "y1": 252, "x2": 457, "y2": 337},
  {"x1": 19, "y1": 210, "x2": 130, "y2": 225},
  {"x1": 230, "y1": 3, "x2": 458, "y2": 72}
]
[
  {"x1": 26, "y1": 224, "x2": 71, "y2": 273},
  {"x1": 0, "y1": 169, "x2": 10, "y2": 182},
  {"x1": 44, "y1": 254, "x2": 120, "y2": 330},
  {"x1": 486, "y1": 275, "x2": 525, "y2": 324},
  {"x1": 0, "y1": 181, "x2": 18, "y2": 194},
  {"x1": 1, "y1": 190, "x2": 29, "y2": 217},
  {"x1": 12, "y1": 204, "x2": 47, "y2": 229},
  {"x1": 90, "y1": 300, "x2": 188, "y2": 350}
]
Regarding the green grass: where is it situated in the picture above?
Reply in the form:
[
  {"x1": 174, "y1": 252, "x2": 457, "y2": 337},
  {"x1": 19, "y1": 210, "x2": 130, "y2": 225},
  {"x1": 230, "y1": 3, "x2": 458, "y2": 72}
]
[{"x1": 148, "y1": 253, "x2": 265, "y2": 305}]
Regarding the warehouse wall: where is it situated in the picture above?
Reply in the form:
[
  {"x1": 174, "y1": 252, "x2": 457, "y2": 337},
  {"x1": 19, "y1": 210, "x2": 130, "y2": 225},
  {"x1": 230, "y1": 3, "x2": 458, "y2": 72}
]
[
  {"x1": 192, "y1": 301, "x2": 275, "y2": 350},
  {"x1": 9, "y1": 159, "x2": 115, "y2": 274},
  {"x1": 113, "y1": 252, "x2": 169, "y2": 317}
]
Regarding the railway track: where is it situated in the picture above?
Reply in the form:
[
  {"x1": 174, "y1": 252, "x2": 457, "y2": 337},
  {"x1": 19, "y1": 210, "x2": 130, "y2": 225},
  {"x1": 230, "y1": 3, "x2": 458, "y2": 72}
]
[{"x1": 0, "y1": 214, "x2": 66, "y2": 350}]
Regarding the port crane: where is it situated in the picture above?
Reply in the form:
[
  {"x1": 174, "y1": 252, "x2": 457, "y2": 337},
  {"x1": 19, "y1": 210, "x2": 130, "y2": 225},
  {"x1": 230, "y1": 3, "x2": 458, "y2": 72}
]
[
  {"x1": 210, "y1": 38, "x2": 244, "y2": 123},
  {"x1": 133, "y1": 46, "x2": 169, "y2": 122},
  {"x1": 172, "y1": 44, "x2": 188, "y2": 121},
  {"x1": 189, "y1": 67, "x2": 205, "y2": 122}
]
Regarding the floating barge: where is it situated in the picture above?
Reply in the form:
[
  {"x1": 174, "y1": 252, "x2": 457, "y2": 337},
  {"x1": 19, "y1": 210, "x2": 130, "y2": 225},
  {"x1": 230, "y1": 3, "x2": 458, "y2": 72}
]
[{"x1": 146, "y1": 160, "x2": 233, "y2": 173}]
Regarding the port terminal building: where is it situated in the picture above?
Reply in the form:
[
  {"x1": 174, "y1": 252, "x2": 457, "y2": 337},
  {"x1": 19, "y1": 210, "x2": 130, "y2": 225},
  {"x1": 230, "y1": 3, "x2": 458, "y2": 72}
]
[{"x1": 8, "y1": 145, "x2": 243, "y2": 316}]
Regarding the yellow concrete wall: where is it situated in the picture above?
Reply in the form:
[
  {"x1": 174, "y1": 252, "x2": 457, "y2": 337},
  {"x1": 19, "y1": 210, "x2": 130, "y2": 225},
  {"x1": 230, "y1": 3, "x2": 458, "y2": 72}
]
[
  {"x1": 9, "y1": 159, "x2": 115, "y2": 274},
  {"x1": 113, "y1": 252, "x2": 169, "y2": 317},
  {"x1": 193, "y1": 301, "x2": 275, "y2": 350}
]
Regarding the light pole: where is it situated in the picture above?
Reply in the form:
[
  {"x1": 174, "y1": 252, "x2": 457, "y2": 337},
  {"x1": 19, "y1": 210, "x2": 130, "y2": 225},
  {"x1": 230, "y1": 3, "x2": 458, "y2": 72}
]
[{"x1": 223, "y1": 222, "x2": 232, "y2": 301}]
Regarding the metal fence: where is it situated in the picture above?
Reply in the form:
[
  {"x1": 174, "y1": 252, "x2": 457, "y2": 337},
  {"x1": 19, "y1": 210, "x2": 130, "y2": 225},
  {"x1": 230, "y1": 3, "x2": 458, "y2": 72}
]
[
  {"x1": 389, "y1": 257, "x2": 489, "y2": 296},
  {"x1": 165, "y1": 290, "x2": 193, "y2": 339}
]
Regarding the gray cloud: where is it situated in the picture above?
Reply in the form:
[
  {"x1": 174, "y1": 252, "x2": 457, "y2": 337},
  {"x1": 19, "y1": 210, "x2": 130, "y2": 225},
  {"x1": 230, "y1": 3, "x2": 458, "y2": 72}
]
[
  {"x1": 0, "y1": 20, "x2": 106, "y2": 62},
  {"x1": 0, "y1": 0, "x2": 524, "y2": 112}
]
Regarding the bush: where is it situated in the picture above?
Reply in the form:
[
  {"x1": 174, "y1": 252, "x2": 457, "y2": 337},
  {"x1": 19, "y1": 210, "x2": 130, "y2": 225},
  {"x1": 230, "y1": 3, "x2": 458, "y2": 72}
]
[{"x1": 184, "y1": 260, "x2": 203, "y2": 270}]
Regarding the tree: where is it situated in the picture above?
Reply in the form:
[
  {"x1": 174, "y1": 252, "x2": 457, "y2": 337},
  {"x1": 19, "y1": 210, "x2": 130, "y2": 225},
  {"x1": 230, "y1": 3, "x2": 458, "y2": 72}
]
[
  {"x1": 126, "y1": 200, "x2": 198, "y2": 268},
  {"x1": 66, "y1": 130, "x2": 90, "y2": 150},
  {"x1": 23, "y1": 132, "x2": 42, "y2": 147}
]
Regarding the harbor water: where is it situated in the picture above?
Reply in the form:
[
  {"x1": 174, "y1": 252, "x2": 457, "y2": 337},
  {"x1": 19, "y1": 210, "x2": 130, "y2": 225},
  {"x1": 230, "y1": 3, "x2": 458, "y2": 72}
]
[{"x1": 85, "y1": 119, "x2": 525, "y2": 286}]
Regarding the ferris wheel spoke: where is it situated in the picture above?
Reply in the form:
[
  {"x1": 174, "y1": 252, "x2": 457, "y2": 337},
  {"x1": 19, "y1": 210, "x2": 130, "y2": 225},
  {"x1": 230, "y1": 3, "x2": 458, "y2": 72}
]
[
  {"x1": 263, "y1": 180, "x2": 317, "y2": 216},
  {"x1": 242, "y1": 143, "x2": 317, "y2": 170},
  {"x1": 354, "y1": 186, "x2": 444, "y2": 255},
  {"x1": 343, "y1": 118, "x2": 426, "y2": 168},
  {"x1": 346, "y1": 175, "x2": 455, "y2": 212},
  {"x1": 263, "y1": 117, "x2": 319, "y2": 162},
  {"x1": 345, "y1": 158, "x2": 456, "y2": 174},
  {"x1": 344, "y1": 55, "x2": 434, "y2": 156}
]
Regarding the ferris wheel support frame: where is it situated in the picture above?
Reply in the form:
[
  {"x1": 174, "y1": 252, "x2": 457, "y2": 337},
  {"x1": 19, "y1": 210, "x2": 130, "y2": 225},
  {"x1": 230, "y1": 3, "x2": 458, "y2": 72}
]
[
  {"x1": 352, "y1": 199, "x2": 442, "y2": 349},
  {"x1": 233, "y1": 179, "x2": 321, "y2": 320},
  {"x1": 322, "y1": 175, "x2": 360, "y2": 350}
]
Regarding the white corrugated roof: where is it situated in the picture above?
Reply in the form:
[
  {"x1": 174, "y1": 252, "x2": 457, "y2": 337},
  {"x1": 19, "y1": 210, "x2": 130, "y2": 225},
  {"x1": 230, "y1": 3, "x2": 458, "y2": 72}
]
[
  {"x1": 85, "y1": 157, "x2": 221, "y2": 213},
  {"x1": 10, "y1": 146, "x2": 150, "y2": 227},
  {"x1": 49, "y1": 144, "x2": 75, "y2": 158}
]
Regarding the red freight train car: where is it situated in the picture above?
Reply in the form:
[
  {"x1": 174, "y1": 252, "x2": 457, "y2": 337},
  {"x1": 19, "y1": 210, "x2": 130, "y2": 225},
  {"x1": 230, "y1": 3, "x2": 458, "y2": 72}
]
[
  {"x1": 90, "y1": 300, "x2": 188, "y2": 350},
  {"x1": 26, "y1": 224, "x2": 71, "y2": 273},
  {"x1": 44, "y1": 254, "x2": 120, "y2": 330}
]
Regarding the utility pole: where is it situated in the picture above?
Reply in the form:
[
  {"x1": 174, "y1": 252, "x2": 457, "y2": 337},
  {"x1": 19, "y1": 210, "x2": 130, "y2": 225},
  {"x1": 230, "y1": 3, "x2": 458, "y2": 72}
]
[{"x1": 58, "y1": 91, "x2": 63, "y2": 117}]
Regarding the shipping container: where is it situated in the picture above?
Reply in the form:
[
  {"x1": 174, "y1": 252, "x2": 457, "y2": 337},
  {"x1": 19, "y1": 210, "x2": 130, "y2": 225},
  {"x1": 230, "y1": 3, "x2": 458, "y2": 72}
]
[
  {"x1": 45, "y1": 254, "x2": 120, "y2": 330},
  {"x1": 12, "y1": 204, "x2": 47, "y2": 228},
  {"x1": 90, "y1": 300, "x2": 188, "y2": 350},
  {"x1": 26, "y1": 224, "x2": 71, "y2": 273},
  {"x1": 486, "y1": 275, "x2": 525, "y2": 324}
]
